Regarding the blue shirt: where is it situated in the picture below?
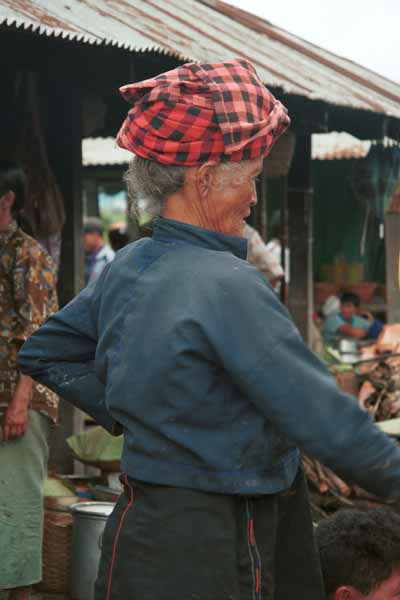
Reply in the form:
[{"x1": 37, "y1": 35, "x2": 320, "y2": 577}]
[
  {"x1": 84, "y1": 244, "x2": 115, "y2": 286},
  {"x1": 322, "y1": 312, "x2": 370, "y2": 344},
  {"x1": 18, "y1": 218, "x2": 400, "y2": 498}
]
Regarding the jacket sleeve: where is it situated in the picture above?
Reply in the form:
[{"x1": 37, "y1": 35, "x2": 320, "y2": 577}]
[
  {"x1": 205, "y1": 266, "x2": 400, "y2": 499},
  {"x1": 18, "y1": 267, "x2": 116, "y2": 433}
]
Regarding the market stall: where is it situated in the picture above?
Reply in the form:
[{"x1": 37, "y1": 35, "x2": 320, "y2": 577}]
[
  {"x1": 313, "y1": 142, "x2": 400, "y2": 323},
  {"x1": 306, "y1": 324, "x2": 400, "y2": 520}
]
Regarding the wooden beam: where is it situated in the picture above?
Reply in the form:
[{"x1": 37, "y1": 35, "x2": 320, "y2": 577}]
[
  {"x1": 328, "y1": 106, "x2": 386, "y2": 141},
  {"x1": 252, "y1": 160, "x2": 268, "y2": 239},
  {"x1": 43, "y1": 77, "x2": 83, "y2": 303},
  {"x1": 387, "y1": 117, "x2": 400, "y2": 142},
  {"x1": 287, "y1": 133, "x2": 314, "y2": 343},
  {"x1": 385, "y1": 213, "x2": 400, "y2": 323},
  {"x1": 281, "y1": 96, "x2": 329, "y2": 135},
  {"x1": 280, "y1": 176, "x2": 289, "y2": 306},
  {"x1": 42, "y1": 73, "x2": 83, "y2": 473},
  {"x1": 83, "y1": 178, "x2": 100, "y2": 217}
]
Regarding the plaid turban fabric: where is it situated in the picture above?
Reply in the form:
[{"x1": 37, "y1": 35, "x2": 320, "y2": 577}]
[{"x1": 116, "y1": 58, "x2": 290, "y2": 166}]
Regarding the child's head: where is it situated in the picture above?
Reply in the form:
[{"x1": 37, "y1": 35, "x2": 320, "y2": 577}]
[
  {"x1": 340, "y1": 292, "x2": 361, "y2": 322},
  {"x1": 83, "y1": 217, "x2": 105, "y2": 252},
  {"x1": 316, "y1": 508, "x2": 400, "y2": 600}
]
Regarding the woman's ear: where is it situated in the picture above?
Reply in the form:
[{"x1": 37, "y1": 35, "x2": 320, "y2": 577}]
[{"x1": 195, "y1": 162, "x2": 217, "y2": 200}]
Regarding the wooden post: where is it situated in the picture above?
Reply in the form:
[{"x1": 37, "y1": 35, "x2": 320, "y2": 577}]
[
  {"x1": 83, "y1": 177, "x2": 100, "y2": 217},
  {"x1": 43, "y1": 73, "x2": 83, "y2": 473},
  {"x1": 43, "y1": 75, "x2": 83, "y2": 303},
  {"x1": 280, "y1": 175, "x2": 289, "y2": 306},
  {"x1": 287, "y1": 133, "x2": 314, "y2": 343},
  {"x1": 250, "y1": 160, "x2": 268, "y2": 238},
  {"x1": 258, "y1": 160, "x2": 268, "y2": 240},
  {"x1": 385, "y1": 213, "x2": 400, "y2": 323}
]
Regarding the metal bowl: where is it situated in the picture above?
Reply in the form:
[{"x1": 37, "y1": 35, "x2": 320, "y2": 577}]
[
  {"x1": 339, "y1": 339, "x2": 358, "y2": 353},
  {"x1": 340, "y1": 352, "x2": 360, "y2": 364}
]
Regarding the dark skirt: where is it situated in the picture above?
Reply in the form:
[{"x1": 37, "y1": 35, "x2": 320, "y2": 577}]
[{"x1": 95, "y1": 467, "x2": 325, "y2": 600}]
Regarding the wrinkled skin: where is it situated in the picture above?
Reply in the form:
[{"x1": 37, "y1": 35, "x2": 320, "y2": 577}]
[{"x1": 162, "y1": 157, "x2": 262, "y2": 237}]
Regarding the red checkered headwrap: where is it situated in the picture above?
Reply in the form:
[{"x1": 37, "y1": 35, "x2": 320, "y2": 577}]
[{"x1": 116, "y1": 58, "x2": 290, "y2": 166}]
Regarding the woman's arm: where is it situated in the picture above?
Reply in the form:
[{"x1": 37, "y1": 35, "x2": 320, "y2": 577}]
[{"x1": 18, "y1": 267, "x2": 117, "y2": 433}]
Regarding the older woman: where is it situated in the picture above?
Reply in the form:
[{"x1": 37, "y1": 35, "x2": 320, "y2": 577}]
[{"x1": 19, "y1": 59, "x2": 400, "y2": 600}]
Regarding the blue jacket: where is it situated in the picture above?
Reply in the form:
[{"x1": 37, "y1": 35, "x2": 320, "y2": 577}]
[{"x1": 19, "y1": 218, "x2": 400, "y2": 497}]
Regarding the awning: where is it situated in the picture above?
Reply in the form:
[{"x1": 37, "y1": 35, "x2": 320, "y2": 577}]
[{"x1": 2, "y1": 0, "x2": 399, "y2": 120}]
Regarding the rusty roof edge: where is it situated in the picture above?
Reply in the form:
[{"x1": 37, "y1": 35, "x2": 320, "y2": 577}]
[
  {"x1": 0, "y1": 17, "x2": 395, "y2": 121},
  {"x1": 200, "y1": 0, "x2": 400, "y2": 106},
  {"x1": 1, "y1": 3, "x2": 399, "y2": 121},
  {"x1": 0, "y1": 15, "x2": 189, "y2": 59}
]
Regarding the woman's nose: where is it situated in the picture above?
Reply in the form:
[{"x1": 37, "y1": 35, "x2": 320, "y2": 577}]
[{"x1": 250, "y1": 186, "x2": 258, "y2": 206}]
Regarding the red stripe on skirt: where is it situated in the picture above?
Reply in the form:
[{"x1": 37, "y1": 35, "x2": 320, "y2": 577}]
[
  {"x1": 255, "y1": 567, "x2": 260, "y2": 594},
  {"x1": 249, "y1": 518, "x2": 255, "y2": 546}
]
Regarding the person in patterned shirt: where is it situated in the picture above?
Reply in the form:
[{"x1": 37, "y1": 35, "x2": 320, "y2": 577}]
[{"x1": 0, "y1": 161, "x2": 59, "y2": 600}]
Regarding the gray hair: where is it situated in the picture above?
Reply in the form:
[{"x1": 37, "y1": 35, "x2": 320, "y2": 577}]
[
  {"x1": 124, "y1": 156, "x2": 249, "y2": 223},
  {"x1": 124, "y1": 157, "x2": 188, "y2": 221}
]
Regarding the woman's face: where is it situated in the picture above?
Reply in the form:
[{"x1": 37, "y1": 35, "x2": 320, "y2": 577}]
[
  {"x1": 162, "y1": 156, "x2": 263, "y2": 237},
  {"x1": 181, "y1": 158, "x2": 262, "y2": 237},
  {"x1": 198, "y1": 157, "x2": 263, "y2": 237}
]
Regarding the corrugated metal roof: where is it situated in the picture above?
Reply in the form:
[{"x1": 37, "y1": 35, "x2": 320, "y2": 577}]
[
  {"x1": 1, "y1": 0, "x2": 400, "y2": 120},
  {"x1": 83, "y1": 133, "x2": 374, "y2": 166},
  {"x1": 82, "y1": 137, "x2": 131, "y2": 167},
  {"x1": 312, "y1": 132, "x2": 371, "y2": 161}
]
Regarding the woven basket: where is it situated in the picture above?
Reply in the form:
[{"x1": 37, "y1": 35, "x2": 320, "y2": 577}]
[
  {"x1": 37, "y1": 507, "x2": 73, "y2": 593},
  {"x1": 265, "y1": 130, "x2": 296, "y2": 178}
]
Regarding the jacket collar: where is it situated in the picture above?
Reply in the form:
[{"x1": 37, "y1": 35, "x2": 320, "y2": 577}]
[{"x1": 152, "y1": 217, "x2": 248, "y2": 260}]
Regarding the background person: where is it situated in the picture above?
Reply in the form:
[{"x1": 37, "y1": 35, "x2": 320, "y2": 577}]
[
  {"x1": 83, "y1": 217, "x2": 115, "y2": 285},
  {"x1": 0, "y1": 161, "x2": 59, "y2": 600},
  {"x1": 243, "y1": 222, "x2": 284, "y2": 290},
  {"x1": 316, "y1": 508, "x2": 400, "y2": 600},
  {"x1": 322, "y1": 292, "x2": 372, "y2": 344}
]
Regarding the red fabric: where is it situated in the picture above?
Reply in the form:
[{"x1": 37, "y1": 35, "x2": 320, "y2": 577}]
[
  {"x1": 106, "y1": 474, "x2": 135, "y2": 600},
  {"x1": 116, "y1": 58, "x2": 290, "y2": 165}
]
